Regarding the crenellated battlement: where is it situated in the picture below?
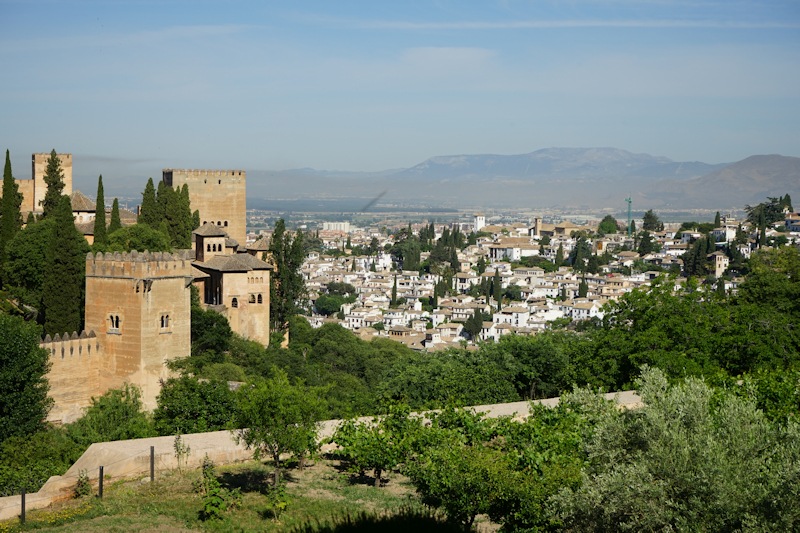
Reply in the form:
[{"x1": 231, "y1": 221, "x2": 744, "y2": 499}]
[
  {"x1": 41, "y1": 330, "x2": 101, "y2": 360},
  {"x1": 162, "y1": 168, "x2": 244, "y2": 177},
  {"x1": 86, "y1": 250, "x2": 194, "y2": 279}
]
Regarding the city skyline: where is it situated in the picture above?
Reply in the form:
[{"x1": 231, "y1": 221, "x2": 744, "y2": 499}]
[{"x1": 2, "y1": 0, "x2": 799, "y2": 192}]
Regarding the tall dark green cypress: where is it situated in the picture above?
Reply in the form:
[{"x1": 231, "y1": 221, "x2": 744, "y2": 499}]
[
  {"x1": 42, "y1": 195, "x2": 89, "y2": 335},
  {"x1": 93, "y1": 175, "x2": 108, "y2": 247},
  {"x1": 714, "y1": 211, "x2": 721, "y2": 228},
  {"x1": 1, "y1": 150, "x2": 23, "y2": 287},
  {"x1": 40, "y1": 149, "x2": 65, "y2": 218},
  {"x1": 493, "y1": 269, "x2": 502, "y2": 312},
  {"x1": 139, "y1": 178, "x2": 158, "y2": 227},
  {"x1": 108, "y1": 198, "x2": 122, "y2": 234}
]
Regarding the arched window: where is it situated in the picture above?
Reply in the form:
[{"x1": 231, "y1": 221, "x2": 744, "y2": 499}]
[
  {"x1": 257, "y1": 294, "x2": 263, "y2": 304},
  {"x1": 249, "y1": 294, "x2": 256, "y2": 303},
  {"x1": 232, "y1": 298, "x2": 238, "y2": 308},
  {"x1": 207, "y1": 244, "x2": 211, "y2": 251},
  {"x1": 224, "y1": 221, "x2": 228, "y2": 227}
]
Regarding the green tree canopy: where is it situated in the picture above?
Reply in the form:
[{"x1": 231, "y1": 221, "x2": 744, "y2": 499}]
[
  {"x1": 3, "y1": 217, "x2": 54, "y2": 310},
  {"x1": 642, "y1": 209, "x2": 664, "y2": 232},
  {"x1": 0, "y1": 314, "x2": 52, "y2": 441},
  {"x1": 597, "y1": 214, "x2": 619, "y2": 235},
  {"x1": 107, "y1": 223, "x2": 171, "y2": 253},
  {"x1": 153, "y1": 376, "x2": 237, "y2": 435},
  {"x1": 233, "y1": 369, "x2": 326, "y2": 486}
]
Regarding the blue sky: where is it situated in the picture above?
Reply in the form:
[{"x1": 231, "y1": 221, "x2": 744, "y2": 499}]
[{"x1": 2, "y1": 0, "x2": 799, "y2": 193}]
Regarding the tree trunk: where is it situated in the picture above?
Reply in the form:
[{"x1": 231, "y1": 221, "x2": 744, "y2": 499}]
[
  {"x1": 373, "y1": 468, "x2": 382, "y2": 487},
  {"x1": 273, "y1": 453, "x2": 282, "y2": 488}
]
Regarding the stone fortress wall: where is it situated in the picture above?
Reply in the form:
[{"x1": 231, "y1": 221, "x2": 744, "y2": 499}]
[{"x1": 43, "y1": 251, "x2": 194, "y2": 423}]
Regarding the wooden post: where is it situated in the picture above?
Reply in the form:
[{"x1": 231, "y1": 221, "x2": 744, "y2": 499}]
[
  {"x1": 20, "y1": 488, "x2": 25, "y2": 524},
  {"x1": 99, "y1": 466, "x2": 104, "y2": 498},
  {"x1": 150, "y1": 446, "x2": 155, "y2": 482}
]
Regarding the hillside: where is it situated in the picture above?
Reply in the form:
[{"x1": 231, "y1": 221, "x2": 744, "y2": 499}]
[{"x1": 644, "y1": 154, "x2": 800, "y2": 210}]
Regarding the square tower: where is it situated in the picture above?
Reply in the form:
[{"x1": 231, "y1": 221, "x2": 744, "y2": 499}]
[
  {"x1": 84, "y1": 250, "x2": 193, "y2": 410},
  {"x1": 162, "y1": 169, "x2": 247, "y2": 247},
  {"x1": 32, "y1": 152, "x2": 73, "y2": 214}
]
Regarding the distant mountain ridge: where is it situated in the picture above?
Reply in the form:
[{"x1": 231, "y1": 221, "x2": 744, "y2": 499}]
[{"x1": 246, "y1": 148, "x2": 799, "y2": 210}]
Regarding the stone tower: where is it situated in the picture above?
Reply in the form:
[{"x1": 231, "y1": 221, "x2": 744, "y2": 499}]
[
  {"x1": 84, "y1": 250, "x2": 193, "y2": 410},
  {"x1": 162, "y1": 169, "x2": 247, "y2": 247},
  {"x1": 32, "y1": 152, "x2": 73, "y2": 214}
]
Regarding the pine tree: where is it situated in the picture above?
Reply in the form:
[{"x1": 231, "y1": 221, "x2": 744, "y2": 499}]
[
  {"x1": 40, "y1": 149, "x2": 65, "y2": 218},
  {"x1": 108, "y1": 198, "x2": 122, "y2": 234},
  {"x1": 42, "y1": 195, "x2": 89, "y2": 335},
  {"x1": 93, "y1": 175, "x2": 108, "y2": 247},
  {"x1": 139, "y1": 178, "x2": 158, "y2": 227},
  {"x1": 0, "y1": 150, "x2": 23, "y2": 287}
]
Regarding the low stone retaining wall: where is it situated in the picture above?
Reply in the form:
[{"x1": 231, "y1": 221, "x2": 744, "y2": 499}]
[{"x1": 0, "y1": 391, "x2": 640, "y2": 521}]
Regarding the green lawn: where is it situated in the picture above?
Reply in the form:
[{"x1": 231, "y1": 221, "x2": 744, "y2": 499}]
[{"x1": 0, "y1": 457, "x2": 476, "y2": 533}]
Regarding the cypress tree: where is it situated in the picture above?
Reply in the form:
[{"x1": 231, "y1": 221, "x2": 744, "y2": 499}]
[
  {"x1": 40, "y1": 149, "x2": 65, "y2": 218},
  {"x1": 493, "y1": 269, "x2": 502, "y2": 312},
  {"x1": 93, "y1": 175, "x2": 108, "y2": 247},
  {"x1": 578, "y1": 277, "x2": 589, "y2": 298},
  {"x1": 155, "y1": 180, "x2": 169, "y2": 223},
  {"x1": 391, "y1": 275, "x2": 398, "y2": 306},
  {"x1": 42, "y1": 195, "x2": 89, "y2": 335},
  {"x1": 714, "y1": 211, "x2": 721, "y2": 227},
  {"x1": 139, "y1": 178, "x2": 158, "y2": 227},
  {"x1": 1, "y1": 150, "x2": 23, "y2": 286},
  {"x1": 555, "y1": 243, "x2": 565, "y2": 266},
  {"x1": 108, "y1": 198, "x2": 122, "y2": 234}
]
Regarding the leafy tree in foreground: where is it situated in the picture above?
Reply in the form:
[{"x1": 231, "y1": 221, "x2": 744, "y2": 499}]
[
  {"x1": 42, "y1": 195, "x2": 90, "y2": 335},
  {"x1": 0, "y1": 314, "x2": 52, "y2": 441},
  {"x1": 552, "y1": 367, "x2": 800, "y2": 531},
  {"x1": 153, "y1": 376, "x2": 237, "y2": 435},
  {"x1": 0, "y1": 149, "x2": 22, "y2": 287},
  {"x1": 333, "y1": 403, "x2": 420, "y2": 486},
  {"x1": 233, "y1": 369, "x2": 326, "y2": 486},
  {"x1": 40, "y1": 149, "x2": 65, "y2": 218}
]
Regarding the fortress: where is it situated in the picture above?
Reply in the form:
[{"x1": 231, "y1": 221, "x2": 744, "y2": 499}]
[{"x1": 35, "y1": 157, "x2": 270, "y2": 423}]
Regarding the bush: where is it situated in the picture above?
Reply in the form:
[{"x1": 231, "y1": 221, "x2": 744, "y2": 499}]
[{"x1": 66, "y1": 384, "x2": 156, "y2": 447}]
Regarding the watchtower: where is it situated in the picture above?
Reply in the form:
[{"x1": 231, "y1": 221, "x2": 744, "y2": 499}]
[
  {"x1": 32, "y1": 152, "x2": 73, "y2": 214},
  {"x1": 84, "y1": 250, "x2": 193, "y2": 410},
  {"x1": 162, "y1": 169, "x2": 247, "y2": 247}
]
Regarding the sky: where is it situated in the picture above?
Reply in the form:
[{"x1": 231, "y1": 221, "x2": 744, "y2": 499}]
[{"x1": 2, "y1": 0, "x2": 799, "y2": 195}]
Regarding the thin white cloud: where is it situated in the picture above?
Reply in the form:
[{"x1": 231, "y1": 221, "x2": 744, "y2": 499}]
[{"x1": 333, "y1": 18, "x2": 800, "y2": 30}]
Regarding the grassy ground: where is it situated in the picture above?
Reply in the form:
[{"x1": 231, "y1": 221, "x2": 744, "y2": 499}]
[{"x1": 0, "y1": 457, "x2": 473, "y2": 533}]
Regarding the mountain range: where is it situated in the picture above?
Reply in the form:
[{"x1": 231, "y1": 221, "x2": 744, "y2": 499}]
[{"x1": 244, "y1": 148, "x2": 800, "y2": 211}]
